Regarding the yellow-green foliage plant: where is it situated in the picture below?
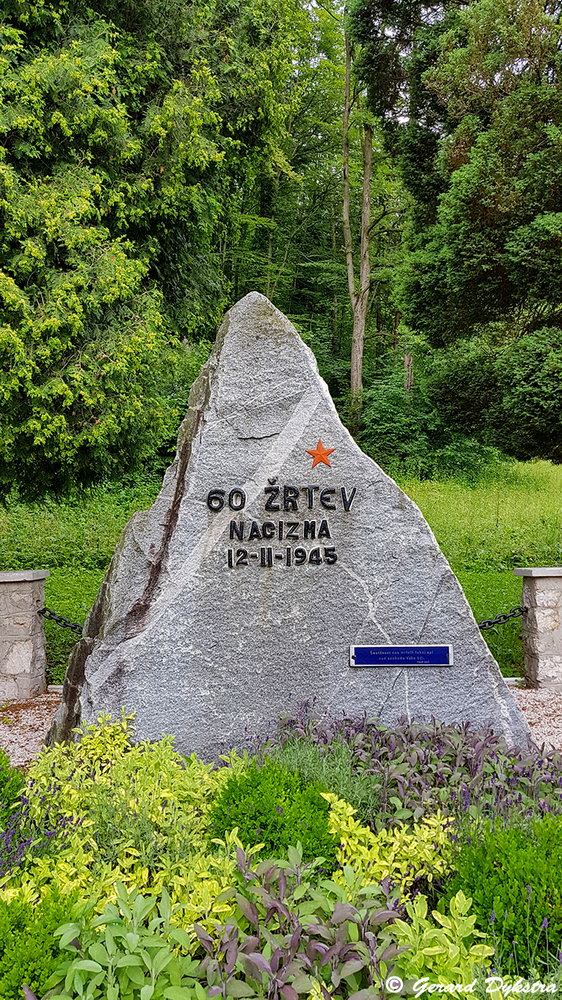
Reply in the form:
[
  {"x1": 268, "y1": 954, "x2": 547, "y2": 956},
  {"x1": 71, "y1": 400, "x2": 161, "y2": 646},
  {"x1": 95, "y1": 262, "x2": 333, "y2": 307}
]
[
  {"x1": 391, "y1": 890, "x2": 494, "y2": 985},
  {"x1": 322, "y1": 792, "x2": 452, "y2": 892},
  {"x1": 25, "y1": 714, "x2": 233, "y2": 837},
  {"x1": 0, "y1": 715, "x2": 248, "y2": 943}
]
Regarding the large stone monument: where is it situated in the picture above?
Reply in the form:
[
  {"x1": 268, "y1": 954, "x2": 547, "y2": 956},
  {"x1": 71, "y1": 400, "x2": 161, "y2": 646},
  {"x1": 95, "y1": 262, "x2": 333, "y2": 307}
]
[{"x1": 50, "y1": 293, "x2": 529, "y2": 753}]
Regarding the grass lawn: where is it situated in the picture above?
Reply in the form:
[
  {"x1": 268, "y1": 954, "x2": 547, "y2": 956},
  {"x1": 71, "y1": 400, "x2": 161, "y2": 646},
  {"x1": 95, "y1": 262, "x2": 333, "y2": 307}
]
[
  {"x1": 457, "y1": 570, "x2": 524, "y2": 676},
  {"x1": 1, "y1": 460, "x2": 560, "y2": 682},
  {"x1": 400, "y1": 459, "x2": 562, "y2": 572},
  {"x1": 43, "y1": 569, "x2": 105, "y2": 683}
]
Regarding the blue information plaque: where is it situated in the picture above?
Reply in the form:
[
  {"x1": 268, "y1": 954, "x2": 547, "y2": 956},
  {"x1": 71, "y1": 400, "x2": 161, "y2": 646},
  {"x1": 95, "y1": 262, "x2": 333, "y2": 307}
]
[{"x1": 350, "y1": 644, "x2": 453, "y2": 667}]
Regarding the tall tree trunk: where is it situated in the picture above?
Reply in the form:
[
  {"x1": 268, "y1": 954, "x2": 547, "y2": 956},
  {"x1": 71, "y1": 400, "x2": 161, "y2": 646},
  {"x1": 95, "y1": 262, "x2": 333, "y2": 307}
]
[
  {"x1": 331, "y1": 210, "x2": 340, "y2": 356},
  {"x1": 342, "y1": 34, "x2": 373, "y2": 435},
  {"x1": 265, "y1": 172, "x2": 280, "y2": 299},
  {"x1": 350, "y1": 121, "x2": 372, "y2": 399},
  {"x1": 404, "y1": 352, "x2": 413, "y2": 391}
]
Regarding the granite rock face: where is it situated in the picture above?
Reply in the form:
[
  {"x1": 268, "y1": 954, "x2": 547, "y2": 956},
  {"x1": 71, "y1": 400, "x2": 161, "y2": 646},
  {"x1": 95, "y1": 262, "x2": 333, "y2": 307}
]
[{"x1": 50, "y1": 292, "x2": 529, "y2": 753}]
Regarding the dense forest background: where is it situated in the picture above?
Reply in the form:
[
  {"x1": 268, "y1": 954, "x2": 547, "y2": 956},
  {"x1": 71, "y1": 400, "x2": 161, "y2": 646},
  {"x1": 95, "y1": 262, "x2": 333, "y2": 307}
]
[{"x1": 1, "y1": 0, "x2": 561, "y2": 495}]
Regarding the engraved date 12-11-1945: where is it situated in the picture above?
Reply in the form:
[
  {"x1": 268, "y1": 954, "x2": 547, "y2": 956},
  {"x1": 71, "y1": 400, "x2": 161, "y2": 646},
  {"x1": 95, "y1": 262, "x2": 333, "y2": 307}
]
[{"x1": 227, "y1": 546, "x2": 337, "y2": 568}]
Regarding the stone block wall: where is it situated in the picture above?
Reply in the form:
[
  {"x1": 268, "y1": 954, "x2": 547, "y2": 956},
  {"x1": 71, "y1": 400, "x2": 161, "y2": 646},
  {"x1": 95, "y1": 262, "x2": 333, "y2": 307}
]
[
  {"x1": 0, "y1": 570, "x2": 49, "y2": 701},
  {"x1": 514, "y1": 568, "x2": 562, "y2": 688}
]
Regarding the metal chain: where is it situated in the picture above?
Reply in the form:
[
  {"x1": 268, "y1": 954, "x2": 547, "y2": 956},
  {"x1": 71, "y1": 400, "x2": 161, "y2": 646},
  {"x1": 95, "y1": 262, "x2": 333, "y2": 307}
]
[
  {"x1": 38, "y1": 604, "x2": 525, "y2": 638},
  {"x1": 478, "y1": 605, "x2": 527, "y2": 631},
  {"x1": 38, "y1": 607, "x2": 84, "y2": 636}
]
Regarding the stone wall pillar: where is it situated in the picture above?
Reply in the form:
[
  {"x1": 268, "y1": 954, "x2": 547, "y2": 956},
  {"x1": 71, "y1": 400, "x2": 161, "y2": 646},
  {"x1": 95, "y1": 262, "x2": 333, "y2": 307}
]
[
  {"x1": 514, "y1": 568, "x2": 562, "y2": 688},
  {"x1": 0, "y1": 570, "x2": 49, "y2": 701}
]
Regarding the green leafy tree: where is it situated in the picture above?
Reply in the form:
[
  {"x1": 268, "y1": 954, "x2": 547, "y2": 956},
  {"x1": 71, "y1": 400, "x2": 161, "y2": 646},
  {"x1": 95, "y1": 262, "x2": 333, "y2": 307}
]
[
  {"x1": 346, "y1": 0, "x2": 562, "y2": 465},
  {"x1": 398, "y1": 0, "x2": 562, "y2": 342},
  {"x1": 428, "y1": 330, "x2": 562, "y2": 462},
  {"x1": 230, "y1": 1, "x2": 406, "y2": 427},
  {"x1": 0, "y1": 0, "x2": 311, "y2": 493}
]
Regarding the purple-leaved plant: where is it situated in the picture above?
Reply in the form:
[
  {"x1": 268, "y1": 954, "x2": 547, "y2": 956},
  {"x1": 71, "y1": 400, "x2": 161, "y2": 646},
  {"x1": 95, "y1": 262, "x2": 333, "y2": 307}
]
[
  {"x1": 265, "y1": 701, "x2": 562, "y2": 827},
  {"x1": 195, "y1": 845, "x2": 407, "y2": 1000}
]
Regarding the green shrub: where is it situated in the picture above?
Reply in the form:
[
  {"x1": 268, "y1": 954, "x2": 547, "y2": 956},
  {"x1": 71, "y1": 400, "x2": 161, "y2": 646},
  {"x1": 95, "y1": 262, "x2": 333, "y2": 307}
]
[
  {"x1": 0, "y1": 748, "x2": 23, "y2": 830},
  {"x1": 0, "y1": 887, "x2": 80, "y2": 1000},
  {"x1": 323, "y1": 792, "x2": 453, "y2": 896},
  {"x1": 45, "y1": 885, "x2": 202, "y2": 1000},
  {"x1": 490, "y1": 328, "x2": 562, "y2": 464},
  {"x1": 266, "y1": 737, "x2": 380, "y2": 823},
  {"x1": 200, "y1": 845, "x2": 403, "y2": 998},
  {"x1": 442, "y1": 814, "x2": 562, "y2": 975},
  {"x1": 359, "y1": 368, "x2": 505, "y2": 482},
  {"x1": 428, "y1": 331, "x2": 562, "y2": 465},
  {"x1": 392, "y1": 890, "x2": 494, "y2": 985},
  {"x1": 269, "y1": 715, "x2": 562, "y2": 831},
  {"x1": 1, "y1": 717, "x2": 247, "y2": 936},
  {"x1": 86, "y1": 774, "x2": 199, "y2": 871},
  {"x1": 209, "y1": 759, "x2": 338, "y2": 865},
  {"x1": 44, "y1": 854, "x2": 404, "y2": 1000},
  {"x1": 18, "y1": 715, "x2": 239, "y2": 869}
]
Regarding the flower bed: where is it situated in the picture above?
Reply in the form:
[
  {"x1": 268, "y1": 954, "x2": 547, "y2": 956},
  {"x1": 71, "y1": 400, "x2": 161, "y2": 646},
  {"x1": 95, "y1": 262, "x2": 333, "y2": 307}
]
[{"x1": 1, "y1": 710, "x2": 561, "y2": 999}]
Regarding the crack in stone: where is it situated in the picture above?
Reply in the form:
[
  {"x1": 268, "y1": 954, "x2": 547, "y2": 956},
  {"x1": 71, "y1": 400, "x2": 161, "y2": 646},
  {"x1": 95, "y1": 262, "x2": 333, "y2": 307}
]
[
  {"x1": 376, "y1": 668, "x2": 405, "y2": 720},
  {"x1": 337, "y1": 560, "x2": 392, "y2": 644},
  {"x1": 416, "y1": 571, "x2": 448, "y2": 642},
  {"x1": 236, "y1": 432, "x2": 279, "y2": 441},
  {"x1": 403, "y1": 669, "x2": 411, "y2": 723}
]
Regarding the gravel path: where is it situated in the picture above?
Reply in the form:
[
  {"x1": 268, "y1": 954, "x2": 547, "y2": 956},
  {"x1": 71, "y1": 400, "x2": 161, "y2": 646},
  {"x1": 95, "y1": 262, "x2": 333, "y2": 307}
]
[
  {"x1": 1, "y1": 686, "x2": 562, "y2": 768},
  {"x1": 513, "y1": 686, "x2": 562, "y2": 751},
  {"x1": 0, "y1": 691, "x2": 61, "y2": 767}
]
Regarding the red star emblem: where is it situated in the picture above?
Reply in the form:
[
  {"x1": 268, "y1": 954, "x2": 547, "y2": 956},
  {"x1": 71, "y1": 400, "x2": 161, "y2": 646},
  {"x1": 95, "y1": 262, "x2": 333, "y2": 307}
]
[{"x1": 306, "y1": 439, "x2": 335, "y2": 468}]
